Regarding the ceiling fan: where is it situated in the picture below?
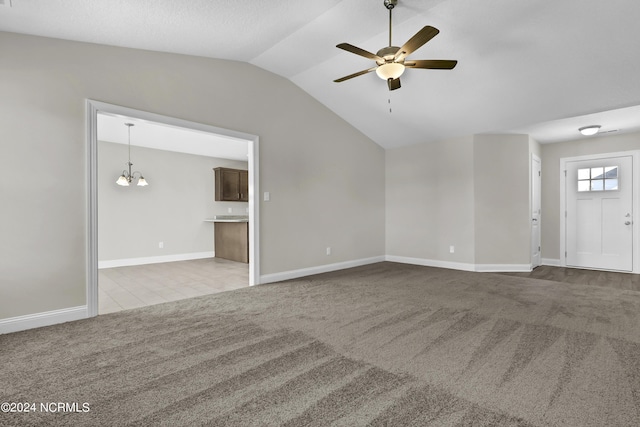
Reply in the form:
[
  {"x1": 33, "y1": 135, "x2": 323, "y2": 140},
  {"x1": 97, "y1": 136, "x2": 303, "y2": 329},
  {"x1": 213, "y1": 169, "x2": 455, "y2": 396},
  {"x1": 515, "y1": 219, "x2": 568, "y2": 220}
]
[{"x1": 334, "y1": 0, "x2": 457, "y2": 91}]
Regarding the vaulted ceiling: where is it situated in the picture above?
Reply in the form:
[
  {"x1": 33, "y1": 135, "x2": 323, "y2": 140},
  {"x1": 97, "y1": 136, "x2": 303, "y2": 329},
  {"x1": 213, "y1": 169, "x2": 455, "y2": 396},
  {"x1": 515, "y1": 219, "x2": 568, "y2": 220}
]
[{"x1": 2, "y1": 0, "x2": 640, "y2": 148}]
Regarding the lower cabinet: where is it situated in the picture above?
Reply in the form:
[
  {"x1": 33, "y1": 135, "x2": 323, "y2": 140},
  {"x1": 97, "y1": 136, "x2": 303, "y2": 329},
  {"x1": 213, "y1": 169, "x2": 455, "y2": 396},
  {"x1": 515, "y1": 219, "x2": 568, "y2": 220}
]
[{"x1": 214, "y1": 222, "x2": 249, "y2": 263}]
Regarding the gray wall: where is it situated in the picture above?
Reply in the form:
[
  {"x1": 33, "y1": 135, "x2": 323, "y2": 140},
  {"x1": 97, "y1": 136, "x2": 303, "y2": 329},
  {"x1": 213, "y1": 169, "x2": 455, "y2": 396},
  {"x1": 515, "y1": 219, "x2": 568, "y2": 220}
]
[
  {"x1": 98, "y1": 141, "x2": 248, "y2": 262},
  {"x1": 473, "y1": 134, "x2": 531, "y2": 265},
  {"x1": 386, "y1": 134, "x2": 534, "y2": 268},
  {"x1": 386, "y1": 135, "x2": 475, "y2": 264},
  {"x1": 0, "y1": 32, "x2": 385, "y2": 319},
  {"x1": 540, "y1": 131, "x2": 640, "y2": 261}
]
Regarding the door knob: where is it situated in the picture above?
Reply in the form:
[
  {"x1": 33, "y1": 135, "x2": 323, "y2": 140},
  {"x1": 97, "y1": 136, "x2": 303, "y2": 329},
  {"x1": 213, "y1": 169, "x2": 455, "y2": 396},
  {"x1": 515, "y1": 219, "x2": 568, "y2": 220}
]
[{"x1": 625, "y1": 221, "x2": 632, "y2": 225}]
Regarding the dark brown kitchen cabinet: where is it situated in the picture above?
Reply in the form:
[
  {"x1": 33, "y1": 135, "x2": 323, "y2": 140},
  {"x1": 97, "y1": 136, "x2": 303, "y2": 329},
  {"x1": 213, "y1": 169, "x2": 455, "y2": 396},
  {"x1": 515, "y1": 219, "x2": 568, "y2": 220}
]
[{"x1": 214, "y1": 167, "x2": 249, "y2": 202}]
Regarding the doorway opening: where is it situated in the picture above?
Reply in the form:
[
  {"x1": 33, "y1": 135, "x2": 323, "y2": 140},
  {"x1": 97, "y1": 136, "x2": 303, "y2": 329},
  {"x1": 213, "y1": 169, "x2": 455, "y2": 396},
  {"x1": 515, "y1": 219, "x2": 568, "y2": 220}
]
[
  {"x1": 560, "y1": 151, "x2": 640, "y2": 273},
  {"x1": 86, "y1": 100, "x2": 260, "y2": 317}
]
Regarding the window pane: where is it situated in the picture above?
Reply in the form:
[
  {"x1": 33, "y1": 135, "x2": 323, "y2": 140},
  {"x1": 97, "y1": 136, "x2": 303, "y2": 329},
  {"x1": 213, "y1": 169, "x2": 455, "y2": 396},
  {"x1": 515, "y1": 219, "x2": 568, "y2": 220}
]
[
  {"x1": 591, "y1": 167, "x2": 604, "y2": 180},
  {"x1": 578, "y1": 168, "x2": 590, "y2": 180},
  {"x1": 591, "y1": 179, "x2": 604, "y2": 191},
  {"x1": 578, "y1": 180, "x2": 590, "y2": 192},
  {"x1": 605, "y1": 166, "x2": 618, "y2": 178},
  {"x1": 605, "y1": 178, "x2": 619, "y2": 190}
]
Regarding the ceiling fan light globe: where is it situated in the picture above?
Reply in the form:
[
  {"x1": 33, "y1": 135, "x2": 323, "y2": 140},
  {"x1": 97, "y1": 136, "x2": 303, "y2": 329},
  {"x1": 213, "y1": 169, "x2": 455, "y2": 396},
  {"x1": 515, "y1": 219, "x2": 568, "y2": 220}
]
[{"x1": 376, "y1": 62, "x2": 405, "y2": 80}]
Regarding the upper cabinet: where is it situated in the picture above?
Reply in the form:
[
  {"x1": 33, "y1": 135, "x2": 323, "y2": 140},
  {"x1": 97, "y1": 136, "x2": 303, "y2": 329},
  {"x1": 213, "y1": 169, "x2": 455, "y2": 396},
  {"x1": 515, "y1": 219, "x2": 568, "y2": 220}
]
[{"x1": 214, "y1": 167, "x2": 249, "y2": 202}]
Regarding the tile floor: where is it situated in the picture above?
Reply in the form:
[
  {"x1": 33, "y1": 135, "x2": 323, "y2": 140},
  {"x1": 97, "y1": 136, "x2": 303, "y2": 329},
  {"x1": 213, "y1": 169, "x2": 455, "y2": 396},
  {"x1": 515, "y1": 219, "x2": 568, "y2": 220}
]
[{"x1": 98, "y1": 257, "x2": 249, "y2": 314}]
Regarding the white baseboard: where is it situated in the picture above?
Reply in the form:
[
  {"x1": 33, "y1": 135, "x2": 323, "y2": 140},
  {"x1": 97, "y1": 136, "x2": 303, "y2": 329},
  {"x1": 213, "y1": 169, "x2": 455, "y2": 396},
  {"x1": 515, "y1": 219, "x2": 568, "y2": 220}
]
[
  {"x1": 385, "y1": 255, "x2": 532, "y2": 273},
  {"x1": 385, "y1": 255, "x2": 477, "y2": 272},
  {"x1": 99, "y1": 251, "x2": 215, "y2": 269},
  {"x1": 542, "y1": 258, "x2": 561, "y2": 266},
  {"x1": 0, "y1": 306, "x2": 88, "y2": 335},
  {"x1": 474, "y1": 264, "x2": 532, "y2": 272},
  {"x1": 260, "y1": 256, "x2": 385, "y2": 285}
]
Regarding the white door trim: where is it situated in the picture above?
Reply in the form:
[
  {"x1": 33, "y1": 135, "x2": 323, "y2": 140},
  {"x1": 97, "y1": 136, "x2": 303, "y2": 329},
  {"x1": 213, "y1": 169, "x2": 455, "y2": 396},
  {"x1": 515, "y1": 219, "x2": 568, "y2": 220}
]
[
  {"x1": 531, "y1": 153, "x2": 542, "y2": 268},
  {"x1": 560, "y1": 150, "x2": 640, "y2": 273},
  {"x1": 86, "y1": 100, "x2": 261, "y2": 317}
]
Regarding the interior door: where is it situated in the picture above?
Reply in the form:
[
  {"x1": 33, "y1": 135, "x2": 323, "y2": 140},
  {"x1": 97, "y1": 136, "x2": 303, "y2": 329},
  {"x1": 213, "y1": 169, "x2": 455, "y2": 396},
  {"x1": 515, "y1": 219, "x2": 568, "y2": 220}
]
[
  {"x1": 565, "y1": 155, "x2": 633, "y2": 271},
  {"x1": 531, "y1": 156, "x2": 541, "y2": 268}
]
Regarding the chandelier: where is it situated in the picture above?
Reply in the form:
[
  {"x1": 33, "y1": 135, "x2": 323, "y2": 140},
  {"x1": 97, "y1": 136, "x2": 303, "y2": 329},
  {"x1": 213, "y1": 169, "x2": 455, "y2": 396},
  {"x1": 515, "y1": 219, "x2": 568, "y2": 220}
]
[{"x1": 116, "y1": 123, "x2": 148, "y2": 187}]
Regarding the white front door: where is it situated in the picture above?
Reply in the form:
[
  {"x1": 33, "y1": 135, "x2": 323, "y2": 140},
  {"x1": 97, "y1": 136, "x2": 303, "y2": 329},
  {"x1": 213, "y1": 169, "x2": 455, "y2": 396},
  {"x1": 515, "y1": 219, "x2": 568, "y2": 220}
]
[
  {"x1": 565, "y1": 155, "x2": 633, "y2": 271},
  {"x1": 531, "y1": 155, "x2": 542, "y2": 268}
]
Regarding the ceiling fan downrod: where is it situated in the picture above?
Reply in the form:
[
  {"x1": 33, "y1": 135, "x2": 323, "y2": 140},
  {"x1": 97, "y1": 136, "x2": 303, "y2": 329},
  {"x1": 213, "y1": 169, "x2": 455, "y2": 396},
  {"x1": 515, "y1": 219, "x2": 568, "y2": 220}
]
[{"x1": 385, "y1": 0, "x2": 397, "y2": 47}]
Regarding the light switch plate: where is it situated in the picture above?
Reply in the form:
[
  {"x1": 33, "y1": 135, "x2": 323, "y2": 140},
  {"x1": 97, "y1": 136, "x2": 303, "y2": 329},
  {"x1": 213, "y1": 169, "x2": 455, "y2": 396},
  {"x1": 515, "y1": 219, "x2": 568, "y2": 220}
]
[{"x1": 264, "y1": 192, "x2": 270, "y2": 201}]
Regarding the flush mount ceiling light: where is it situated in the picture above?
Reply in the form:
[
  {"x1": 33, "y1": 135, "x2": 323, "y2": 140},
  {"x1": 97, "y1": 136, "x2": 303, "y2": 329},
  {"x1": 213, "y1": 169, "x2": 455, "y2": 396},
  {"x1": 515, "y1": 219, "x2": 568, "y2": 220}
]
[
  {"x1": 116, "y1": 123, "x2": 148, "y2": 187},
  {"x1": 579, "y1": 125, "x2": 601, "y2": 136}
]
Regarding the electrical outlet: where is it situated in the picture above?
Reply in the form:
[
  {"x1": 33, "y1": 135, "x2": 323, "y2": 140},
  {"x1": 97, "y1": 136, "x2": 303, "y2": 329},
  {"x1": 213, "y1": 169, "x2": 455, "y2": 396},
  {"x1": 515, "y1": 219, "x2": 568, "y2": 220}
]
[
  {"x1": 228, "y1": 207, "x2": 233, "y2": 213},
  {"x1": 449, "y1": 245, "x2": 455, "y2": 253},
  {"x1": 159, "y1": 242, "x2": 164, "y2": 249},
  {"x1": 326, "y1": 247, "x2": 331, "y2": 256},
  {"x1": 264, "y1": 192, "x2": 270, "y2": 202}
]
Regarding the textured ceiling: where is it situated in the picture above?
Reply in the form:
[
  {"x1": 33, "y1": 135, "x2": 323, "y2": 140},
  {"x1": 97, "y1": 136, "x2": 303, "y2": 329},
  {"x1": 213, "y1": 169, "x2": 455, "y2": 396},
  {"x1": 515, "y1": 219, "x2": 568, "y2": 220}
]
[{"x1": 2, "y1": 0, "x2": 640, "y2": 148}]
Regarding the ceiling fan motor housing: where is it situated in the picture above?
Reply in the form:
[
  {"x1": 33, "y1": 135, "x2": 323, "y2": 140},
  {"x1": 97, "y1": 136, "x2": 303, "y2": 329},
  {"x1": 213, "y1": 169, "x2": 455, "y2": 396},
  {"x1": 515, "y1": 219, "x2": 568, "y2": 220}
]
[{"x1": 376, "y1": 46, "x2": 402, "y2": 65}]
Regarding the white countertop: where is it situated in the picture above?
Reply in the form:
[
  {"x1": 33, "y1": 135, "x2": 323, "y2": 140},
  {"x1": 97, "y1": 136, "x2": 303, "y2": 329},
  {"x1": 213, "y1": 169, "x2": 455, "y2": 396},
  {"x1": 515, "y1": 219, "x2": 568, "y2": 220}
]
[{"x1": 204, "y1": 215, "x2": 249, "y2": 223}]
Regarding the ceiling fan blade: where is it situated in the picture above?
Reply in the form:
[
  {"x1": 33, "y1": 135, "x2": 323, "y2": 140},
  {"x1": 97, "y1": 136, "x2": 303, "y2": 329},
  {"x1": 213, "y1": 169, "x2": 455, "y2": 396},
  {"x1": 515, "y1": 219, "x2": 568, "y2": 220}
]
[
  {"x1": 387, "y1": 78, "x2": 401, "y2": 91},
  {"x1": 394, "y1": 26, "x2": 439, "y2": 61},
  {"x1": 405, "y1": 59, "x2": 458, "y2": 70},
  {"x1": 337, "y1": 43, "x2": 383, "y2": 62},
  {"x1": 334, "y1": 67, "x2": 377, "y2": 83}
]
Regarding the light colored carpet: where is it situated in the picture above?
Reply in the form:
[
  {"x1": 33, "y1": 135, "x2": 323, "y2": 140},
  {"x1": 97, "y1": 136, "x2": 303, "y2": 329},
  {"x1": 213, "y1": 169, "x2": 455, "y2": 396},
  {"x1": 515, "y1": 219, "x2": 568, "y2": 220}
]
[{"x1": 1, "y1": 262, "x2": 639, "y2": 426}]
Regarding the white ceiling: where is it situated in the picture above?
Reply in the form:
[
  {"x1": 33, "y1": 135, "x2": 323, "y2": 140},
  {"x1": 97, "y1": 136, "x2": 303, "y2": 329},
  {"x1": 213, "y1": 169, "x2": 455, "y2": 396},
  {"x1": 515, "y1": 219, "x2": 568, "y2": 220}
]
[
  {"x1": 97, "y1": 113, "x2": 249, "y2": 161},
  {"x1": 3, "y1": 0, "x2": 640, "y2": 148}
]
